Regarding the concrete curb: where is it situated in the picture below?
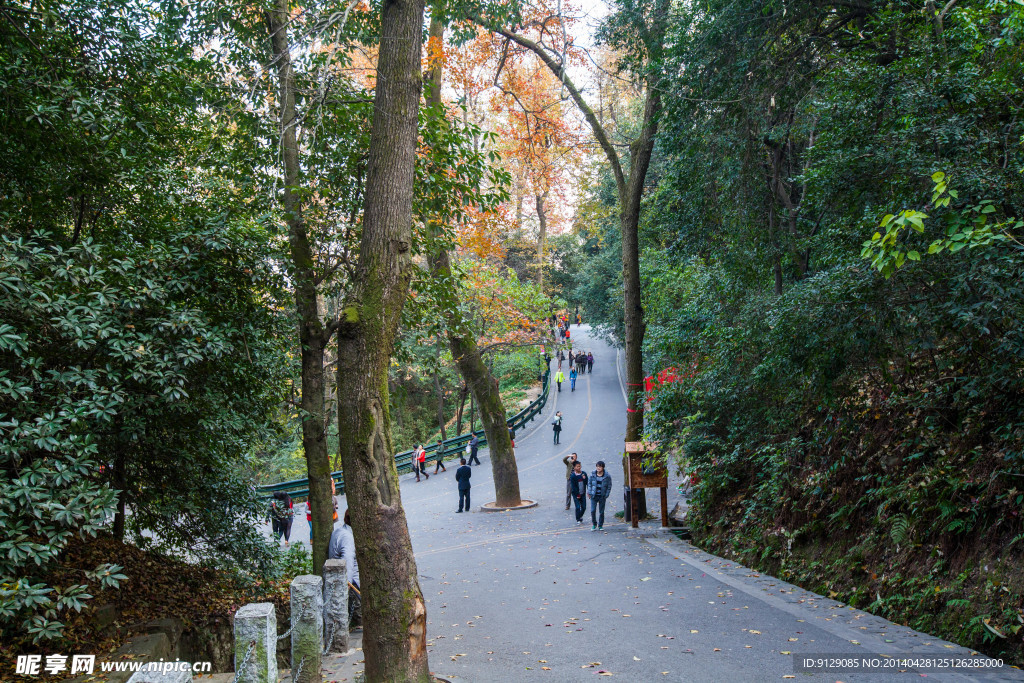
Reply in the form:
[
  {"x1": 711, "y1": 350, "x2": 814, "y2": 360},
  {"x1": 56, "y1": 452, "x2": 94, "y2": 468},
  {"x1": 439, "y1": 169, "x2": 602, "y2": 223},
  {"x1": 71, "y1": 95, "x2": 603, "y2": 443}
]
[{"x1": 479, "y1": 499, "x2": 538, "y2": 512}]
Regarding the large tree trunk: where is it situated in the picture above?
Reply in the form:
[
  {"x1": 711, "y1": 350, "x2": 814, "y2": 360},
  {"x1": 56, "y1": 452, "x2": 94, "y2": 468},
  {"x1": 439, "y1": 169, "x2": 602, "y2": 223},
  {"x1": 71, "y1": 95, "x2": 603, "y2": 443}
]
[
  {"x1": 112, "y1": 450, "x2": 127, "y2": 541},
  {"x1": 535, "y1": 190, "x2": 548, "y2": 287},
  {"x1": 454, "y1": 383, "x2": 468, "y2": 433},
  {"x1": 425, "y1": 13, "x2": 521, "y2": 506},
  {"x1": 266, "y1": 0, "x2": 333, "y2": 574},
  {"x1": 618, "y1": 86, "x2": 660, "y2": 442},
  {"x1": 434, "y1": 346, "x2": 447, "y2": 442},
  {"x1": 449, "y1": 331, "x2": 522, "y2": 504},
  {"x1": 335, "y1": 0, "x2": 429, "y2": 676}
]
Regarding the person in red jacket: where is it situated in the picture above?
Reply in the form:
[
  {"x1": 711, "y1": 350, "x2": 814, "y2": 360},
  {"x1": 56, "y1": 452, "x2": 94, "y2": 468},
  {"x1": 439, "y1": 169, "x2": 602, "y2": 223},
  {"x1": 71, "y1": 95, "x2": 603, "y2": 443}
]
[{"x1": 415, "y1": 444, "x2": 429, "y2": 481}]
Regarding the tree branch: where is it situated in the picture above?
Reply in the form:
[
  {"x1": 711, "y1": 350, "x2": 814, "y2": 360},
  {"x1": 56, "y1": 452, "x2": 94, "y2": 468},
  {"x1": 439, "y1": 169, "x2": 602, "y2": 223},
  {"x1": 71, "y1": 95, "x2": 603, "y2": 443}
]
[{"x1": 472, "y1": 16, "x2": 625, "y2": 195}]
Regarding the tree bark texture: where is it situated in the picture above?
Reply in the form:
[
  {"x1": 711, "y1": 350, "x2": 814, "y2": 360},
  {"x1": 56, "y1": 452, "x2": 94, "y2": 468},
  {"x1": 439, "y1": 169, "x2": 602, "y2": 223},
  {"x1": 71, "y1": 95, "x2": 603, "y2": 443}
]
[
  {"x1": 425, "y1": 13, "x2": 522, "y2": 505},
  {"x1": 266, "y1": 0, "x2": 334, "y2": 574},
  {"x1": 335, "y1": 0, "x2": 429, "y2": 677},
  {"x1": 448, "y1": 328, "x2": 522, "y2": 504},
  {"x1": 434, "y1": 353, "x2": 447, "y2": 442},
  {"x1": 535, "y1": 191, "x2": 548, "y2": 287},
  {"x1": 619, "y1": 87, "x2": 660, "y2": 442}
]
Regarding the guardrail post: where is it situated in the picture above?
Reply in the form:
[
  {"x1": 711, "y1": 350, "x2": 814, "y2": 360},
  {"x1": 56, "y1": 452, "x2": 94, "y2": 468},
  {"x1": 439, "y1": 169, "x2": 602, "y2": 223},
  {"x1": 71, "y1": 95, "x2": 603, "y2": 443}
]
[
  {"x1": 322, "y1": 559, "x2": 349, "y2": 653},
  {"x1": 290, "y1": 575, "x2": 323, "y2": 683},
  {"x1": 233, "y1": 603, "x2": 277, "y2": 683}
]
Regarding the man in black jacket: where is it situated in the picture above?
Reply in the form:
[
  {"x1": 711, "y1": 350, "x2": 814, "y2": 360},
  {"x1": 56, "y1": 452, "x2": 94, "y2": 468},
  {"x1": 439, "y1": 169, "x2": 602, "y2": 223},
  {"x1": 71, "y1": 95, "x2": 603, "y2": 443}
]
[{"x1": 455, "y1": 458, "x2": 472, "y2": 513}]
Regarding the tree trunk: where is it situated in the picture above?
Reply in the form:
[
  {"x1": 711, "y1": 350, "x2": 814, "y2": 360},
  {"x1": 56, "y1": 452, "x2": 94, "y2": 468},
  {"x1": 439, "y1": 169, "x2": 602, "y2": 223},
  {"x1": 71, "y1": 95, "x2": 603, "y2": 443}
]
[
  {"x1": 535, "y1": 191, "x2": 548, "y2": 287},
  {"x1": 618, "y1": 86, "x2": 661, "y2": 442},
  {"x1": 455, "y1": 383, "x2": 468, "y2": 434},
  {"x1": 112, "y1": 450, "x2": 127, "y2": 541},
  {"x1": 335, "y1": 0, "x2": 429, "y2": 675},
  {"x1": 425, "y1": 12, "x2": 522, "y2": 506},
  {"x1": 449, "y1": 333, "x2": 522, "y2": 504},
  {"x1": 266, "y1": 0, "x2": 333, "y2": 575},
  {"x1": 434, "y1": 358, "x2": 447, "y2": 442}
]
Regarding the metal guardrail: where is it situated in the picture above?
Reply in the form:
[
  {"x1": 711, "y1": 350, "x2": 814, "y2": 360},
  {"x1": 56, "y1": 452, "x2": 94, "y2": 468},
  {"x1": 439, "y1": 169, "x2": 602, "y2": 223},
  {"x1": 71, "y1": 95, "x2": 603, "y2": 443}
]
[{"x1": 261, "y1": 368, "x2": 551, "y2": 498}]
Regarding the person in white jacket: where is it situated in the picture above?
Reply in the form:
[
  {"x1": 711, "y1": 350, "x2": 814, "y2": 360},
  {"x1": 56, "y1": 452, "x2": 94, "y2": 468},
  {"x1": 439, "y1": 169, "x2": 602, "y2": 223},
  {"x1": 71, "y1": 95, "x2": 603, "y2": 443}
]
[{"x1": 328, "y1": 510, "x2": 361, "y2": 627}]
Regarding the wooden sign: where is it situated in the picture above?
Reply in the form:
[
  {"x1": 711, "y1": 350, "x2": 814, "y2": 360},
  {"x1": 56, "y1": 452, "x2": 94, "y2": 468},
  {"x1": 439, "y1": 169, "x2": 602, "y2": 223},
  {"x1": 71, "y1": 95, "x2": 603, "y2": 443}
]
[{"x1": 623, "y1": 441, "x2": 669, "y2": 528}]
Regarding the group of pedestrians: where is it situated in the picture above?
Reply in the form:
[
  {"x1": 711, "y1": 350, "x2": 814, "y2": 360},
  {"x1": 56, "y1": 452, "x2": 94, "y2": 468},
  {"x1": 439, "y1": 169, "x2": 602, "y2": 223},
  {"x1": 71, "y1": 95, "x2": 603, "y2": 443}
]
[
  {"x1": 555, "y1": 349, "x2": 594, "y2": 393},
  {"x1": 574, "y1": 351, "x2": 594, "y2": 374},
  {"x1": 563, "y1": 453, "x2": 613, "y2": 531},
  {"x1": 411, "y1": 441, "x2": 450, "y2": 481}
]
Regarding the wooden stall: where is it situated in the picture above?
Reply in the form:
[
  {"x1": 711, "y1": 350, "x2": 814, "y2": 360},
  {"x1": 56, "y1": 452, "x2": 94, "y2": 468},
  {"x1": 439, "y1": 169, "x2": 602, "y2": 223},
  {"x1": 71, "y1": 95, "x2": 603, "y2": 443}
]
[{"x1": 624, "y1": 441, "x2": 669, "y2": 528}]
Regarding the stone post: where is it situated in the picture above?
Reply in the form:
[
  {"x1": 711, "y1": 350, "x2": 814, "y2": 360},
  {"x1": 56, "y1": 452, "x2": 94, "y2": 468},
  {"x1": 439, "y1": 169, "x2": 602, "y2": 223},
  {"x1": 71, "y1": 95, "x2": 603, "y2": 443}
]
[
  {"x1": 290, "y1": 575, "x2": 323, "y2": 683},
  {"x1": 233, "y1": 603, "x2": 277, "y2": 683},
  {"x1": 322, "y1": 559, "x2": 349, "y2": 653}
]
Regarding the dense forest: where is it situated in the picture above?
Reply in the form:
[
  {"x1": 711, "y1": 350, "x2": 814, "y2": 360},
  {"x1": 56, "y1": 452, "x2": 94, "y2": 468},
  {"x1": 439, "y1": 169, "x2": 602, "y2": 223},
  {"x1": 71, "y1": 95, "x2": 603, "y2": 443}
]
[
  {"x1": 573, "y1": 0, "x2": 1024, "y2": 662},
  {"x1": 2, "y1": 0, "x2": 1022, "y2": 674}
]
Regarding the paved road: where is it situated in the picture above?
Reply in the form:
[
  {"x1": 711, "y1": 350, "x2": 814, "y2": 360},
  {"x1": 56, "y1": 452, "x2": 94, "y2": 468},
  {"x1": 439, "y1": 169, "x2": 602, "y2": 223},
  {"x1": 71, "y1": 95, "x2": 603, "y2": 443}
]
[{"x1": 273, "y1": 325, "x2": 1021, "y2": 682}]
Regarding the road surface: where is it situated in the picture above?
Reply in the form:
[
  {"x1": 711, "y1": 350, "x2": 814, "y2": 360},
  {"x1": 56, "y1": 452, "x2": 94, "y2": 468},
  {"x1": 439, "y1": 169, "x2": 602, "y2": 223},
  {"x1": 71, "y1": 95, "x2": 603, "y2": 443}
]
[{"x1": 271, "y1": 325, "x2": 1020, "y2": 682}]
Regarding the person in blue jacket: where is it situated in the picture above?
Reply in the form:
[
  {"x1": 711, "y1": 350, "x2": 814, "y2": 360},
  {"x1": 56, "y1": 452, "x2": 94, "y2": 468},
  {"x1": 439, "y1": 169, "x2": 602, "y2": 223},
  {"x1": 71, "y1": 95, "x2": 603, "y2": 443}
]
[{"x1": 587, "y1": 460, "x2": 613, "y2": 531}]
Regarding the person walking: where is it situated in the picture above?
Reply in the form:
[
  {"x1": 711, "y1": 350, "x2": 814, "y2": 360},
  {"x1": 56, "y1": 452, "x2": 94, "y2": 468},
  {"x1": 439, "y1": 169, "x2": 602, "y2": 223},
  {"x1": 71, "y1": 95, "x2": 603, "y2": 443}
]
[
  {"x1": 569, "y1": 366, "x2": 578, "y2": 392},
  {"x1": 555, "y1": 368, "x2": 565, "y2": 392},
  {"x1": 455, "y1": 457, "x2": 472, "y2": 512},
  {"x1": 562, "y1": 452, "x2": 578, "y2": 510},
  {"x1": 413, "y1": 444, "x2": 429, "y2": 481},
  {"x1": 304, "y1": 499, "x2": 313, "y2": 542},
  {"x1": 270, "y1": 492, "x2": 294, "y2": 547},
  {"x1": 551, "y1": 411, "x2": 563, "y2": 444},
  {"x1": 433, "y1": 440, "x2": 448, "y2": 474},
  {"x1": 468, "y1": 433, "x2": 481, "y2": 465},
  {"x1": 587, "y1": 460, "x2": 613, "y2": 530},
  {"x1": 569, "y1": 461, "x2": 588, "y2": 525},
  {"x1": 587, "y1": 352, "x2": 594, "y2": 374},
  {"x1": 328, "y1": 510, "x2": 361, "y2": 628}
]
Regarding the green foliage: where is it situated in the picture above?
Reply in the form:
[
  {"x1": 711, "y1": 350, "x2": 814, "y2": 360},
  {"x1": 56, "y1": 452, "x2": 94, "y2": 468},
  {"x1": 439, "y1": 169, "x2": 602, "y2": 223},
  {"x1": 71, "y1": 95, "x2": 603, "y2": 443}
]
[
  {"x1": 562, "y1": 0, "x2": 1024, "y2": 663},
  {"x1": 0, "y1": 0, "x2": 292, "y2": 642},
  {"x1": 862, "y1": 173, "x2": 1020, "y2": 277}
]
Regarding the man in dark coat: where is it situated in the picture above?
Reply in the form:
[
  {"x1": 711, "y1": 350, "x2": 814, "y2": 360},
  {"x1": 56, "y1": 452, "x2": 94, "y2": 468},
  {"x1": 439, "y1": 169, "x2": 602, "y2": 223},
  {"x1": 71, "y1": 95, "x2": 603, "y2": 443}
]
[{"x1": 455, "y1": 458, "x2": 472, "y2": 513}]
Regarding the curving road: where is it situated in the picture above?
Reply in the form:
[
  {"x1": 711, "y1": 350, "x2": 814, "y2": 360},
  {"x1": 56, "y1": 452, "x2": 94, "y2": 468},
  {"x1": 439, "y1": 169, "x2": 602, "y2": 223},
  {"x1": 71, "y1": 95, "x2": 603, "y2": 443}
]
[{"x1": 274, "y1": 325, "x2": 1021, "y2": 682}]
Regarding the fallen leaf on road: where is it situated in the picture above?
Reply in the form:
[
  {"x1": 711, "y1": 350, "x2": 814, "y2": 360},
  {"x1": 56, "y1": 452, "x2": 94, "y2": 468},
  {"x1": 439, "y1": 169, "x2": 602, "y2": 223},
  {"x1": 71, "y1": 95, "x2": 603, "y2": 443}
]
[
  {"x1": 633, "y1": 657, "x2": 640, "y2": 661},
  {"x1": 781, "y1": 651, "x2": 791, "y2": 655},
  {"x1": 541, "y1": 667, "x2": 551, "y2": 671},
  {"x1": 749, "y1": 630, "x2": 762, "y2": 635},
  {"x1": 690, "y1": 630, "x2": 699, "y2": 634}
]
